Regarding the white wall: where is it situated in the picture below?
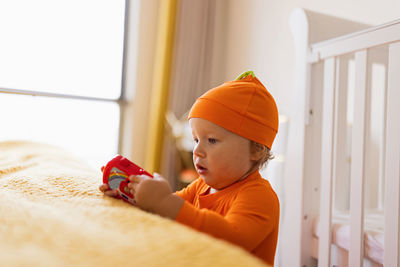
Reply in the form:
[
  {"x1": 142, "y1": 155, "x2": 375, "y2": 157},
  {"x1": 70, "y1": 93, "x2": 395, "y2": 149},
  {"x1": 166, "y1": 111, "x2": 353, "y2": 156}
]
[{"x1": 212, "y1": 0, "x2": 400, "y2": 116}]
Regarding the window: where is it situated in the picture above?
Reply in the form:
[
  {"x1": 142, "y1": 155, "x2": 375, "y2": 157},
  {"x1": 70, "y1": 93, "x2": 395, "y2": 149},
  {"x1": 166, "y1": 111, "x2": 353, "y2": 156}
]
[{"x1": 0, "y1": 0, "x2": 127, "y2": 168}]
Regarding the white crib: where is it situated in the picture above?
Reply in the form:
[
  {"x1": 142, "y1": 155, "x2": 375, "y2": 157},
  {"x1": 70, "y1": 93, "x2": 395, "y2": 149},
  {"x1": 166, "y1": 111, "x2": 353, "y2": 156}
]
[{"x1": 280, "y1": 8, "x2": 400, "y2": 267}]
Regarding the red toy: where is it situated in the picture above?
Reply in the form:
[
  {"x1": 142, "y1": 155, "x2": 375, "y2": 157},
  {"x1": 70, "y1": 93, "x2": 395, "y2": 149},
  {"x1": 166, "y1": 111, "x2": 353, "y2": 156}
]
[{"x1": 102, "y1": 155, "x2": 153, "y2": 205}]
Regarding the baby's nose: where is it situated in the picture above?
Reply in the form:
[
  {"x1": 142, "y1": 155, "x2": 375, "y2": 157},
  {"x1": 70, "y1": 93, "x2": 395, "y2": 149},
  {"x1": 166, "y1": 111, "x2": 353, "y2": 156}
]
[{"x1": 193, "y1": 145, "x2": 205, "y2": 158}]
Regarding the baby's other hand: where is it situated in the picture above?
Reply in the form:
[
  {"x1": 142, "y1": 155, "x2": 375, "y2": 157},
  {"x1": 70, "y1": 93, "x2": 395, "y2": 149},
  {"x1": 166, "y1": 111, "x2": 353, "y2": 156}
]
[
  {"x1": 127, "y1": 173, "x2": 172, "y2": 212},
  {"x1": 99, "y1": 183, "x2": 119, "y2": 198},
  {"x1": 128, "y1": 173, "x2": 184, "y2": 219}
]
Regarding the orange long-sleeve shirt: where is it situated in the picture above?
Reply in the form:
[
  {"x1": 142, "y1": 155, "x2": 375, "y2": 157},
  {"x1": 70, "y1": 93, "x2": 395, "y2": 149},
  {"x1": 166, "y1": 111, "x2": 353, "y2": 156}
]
[{"x1": 174, "y1": 170, "x2": 279, "y2": 265}]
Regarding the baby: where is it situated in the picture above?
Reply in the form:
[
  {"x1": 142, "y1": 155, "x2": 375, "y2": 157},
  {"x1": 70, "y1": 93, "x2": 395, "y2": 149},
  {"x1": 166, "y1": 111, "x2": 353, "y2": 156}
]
[{"x1": 100, "y1": 71, "x2": 280, "y2": 265}]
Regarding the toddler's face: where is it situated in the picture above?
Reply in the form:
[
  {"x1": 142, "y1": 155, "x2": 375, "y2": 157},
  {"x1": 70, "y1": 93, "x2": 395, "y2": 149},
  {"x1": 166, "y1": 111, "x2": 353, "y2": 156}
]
[{"x1": 189, "y1": 118, "x2": 256, "y2": 190}]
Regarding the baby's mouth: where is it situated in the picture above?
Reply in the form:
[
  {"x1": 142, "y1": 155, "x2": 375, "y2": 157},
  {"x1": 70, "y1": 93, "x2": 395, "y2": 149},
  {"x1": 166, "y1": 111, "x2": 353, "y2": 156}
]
[{"x1": 196, "y1": 164, "x2": 208, "y2": 173}]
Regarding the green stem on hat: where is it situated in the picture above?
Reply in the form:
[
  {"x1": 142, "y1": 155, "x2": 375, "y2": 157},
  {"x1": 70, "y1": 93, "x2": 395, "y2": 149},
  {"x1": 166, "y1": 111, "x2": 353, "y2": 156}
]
[{"x1": 235, "y1": 70, "x2": 255, "y2": 80}]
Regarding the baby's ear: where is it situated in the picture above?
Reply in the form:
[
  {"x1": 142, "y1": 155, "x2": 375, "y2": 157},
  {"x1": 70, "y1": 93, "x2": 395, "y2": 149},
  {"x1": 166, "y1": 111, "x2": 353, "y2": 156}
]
[{"x1": 250, "y1": 143, "x2": 265, "y2": 161}]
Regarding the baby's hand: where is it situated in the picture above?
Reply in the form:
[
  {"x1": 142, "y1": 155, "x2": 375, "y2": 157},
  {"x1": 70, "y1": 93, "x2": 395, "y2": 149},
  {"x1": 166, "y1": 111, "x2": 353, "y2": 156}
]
[
  {"x1": 127, "y1": 173, "x2": 183, "y2": 219},
  {"x1": 127, "y1": 173, "x2": 172, "y2": 212},
  {"x1": 99, "y1": 183, "x2": 119, "y2": 198},
  {"x1": 99, "y1": 166, "x2": 119, "y2": 198}
]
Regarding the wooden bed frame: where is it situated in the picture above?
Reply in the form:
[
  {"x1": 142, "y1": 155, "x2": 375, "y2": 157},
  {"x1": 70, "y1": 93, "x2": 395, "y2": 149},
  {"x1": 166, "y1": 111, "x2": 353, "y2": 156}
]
[{"x1": 280, "y1": 8, "x2": 400, "y2": 267}]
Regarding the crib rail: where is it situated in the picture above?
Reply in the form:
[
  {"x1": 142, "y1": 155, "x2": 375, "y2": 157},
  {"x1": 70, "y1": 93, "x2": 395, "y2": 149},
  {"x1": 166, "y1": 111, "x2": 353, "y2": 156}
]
[
  {"x1": 310, "y1": 20, "x2": 400, "y2": 267},
  {"x1": 310, "y1": 19, "x2": 400, "y2": 61}
]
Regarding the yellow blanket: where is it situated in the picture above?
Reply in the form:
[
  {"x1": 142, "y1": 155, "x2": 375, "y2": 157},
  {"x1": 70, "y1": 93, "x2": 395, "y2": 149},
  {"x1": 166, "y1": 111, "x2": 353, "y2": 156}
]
[{"x1": 0, "y1": 141, "x2": 267, "y2": 267}]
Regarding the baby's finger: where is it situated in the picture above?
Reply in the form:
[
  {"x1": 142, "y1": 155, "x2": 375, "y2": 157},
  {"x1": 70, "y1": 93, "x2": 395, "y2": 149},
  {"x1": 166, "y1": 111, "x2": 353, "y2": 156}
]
[
  {"x1": 99, "y1": 183, "x2": 110, "y2": 192},
  {"x1": 153, "y1": 172, "x2": 165, "y2": 181},
  {"x1": 128, "y1": 174, "x2": 147, "y2": 183},
  {"x1": 104, "y1": 189, "x2": 119, "y2": 197},
  {"x1": 128, "y1": 181, "x2": 135, "y2": 189},
  {"x1": 128, "y1": 184, "x2": 135, "y2": 195}
]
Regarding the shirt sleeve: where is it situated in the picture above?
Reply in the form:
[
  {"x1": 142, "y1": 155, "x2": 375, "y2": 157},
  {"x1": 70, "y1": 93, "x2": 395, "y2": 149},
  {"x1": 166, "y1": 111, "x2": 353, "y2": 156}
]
[
  {"x1": 173, "y1": 177, "x2": 201, "y2": 203},
  {"x1": 175, "y1": 184, "x2": 279, "y2": 251}
]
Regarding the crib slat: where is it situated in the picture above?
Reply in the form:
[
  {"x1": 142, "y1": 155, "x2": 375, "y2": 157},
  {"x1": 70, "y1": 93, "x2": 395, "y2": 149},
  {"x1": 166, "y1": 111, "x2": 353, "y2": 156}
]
[
  {"x1": 333, "y1": 56, "x2": 349, "y2": 212},
  {"x1": 318, "y1": 57, "x2": 336, "y2": 267},
  {"x1": 384, "y1": 42, "x2": 400, "y2": 267},
  {"x1": 349, "y1": 49, "x2": 368, "y2": 267}
]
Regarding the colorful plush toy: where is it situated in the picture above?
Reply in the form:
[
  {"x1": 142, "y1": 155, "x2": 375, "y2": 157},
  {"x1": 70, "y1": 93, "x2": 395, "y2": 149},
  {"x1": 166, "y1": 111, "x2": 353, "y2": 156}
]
[{"x1": 102, "y1": 155, "x2": 153, "y2": 205}]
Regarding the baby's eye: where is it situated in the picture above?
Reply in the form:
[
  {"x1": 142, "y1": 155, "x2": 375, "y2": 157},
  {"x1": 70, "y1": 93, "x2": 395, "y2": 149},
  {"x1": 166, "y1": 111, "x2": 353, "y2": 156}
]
[
  {"x1": 208, "y1": 138, "x2": 217, "y2": 144},
  {"x1": 193, "y1": 138, "x2": 199, "y2": 143}
]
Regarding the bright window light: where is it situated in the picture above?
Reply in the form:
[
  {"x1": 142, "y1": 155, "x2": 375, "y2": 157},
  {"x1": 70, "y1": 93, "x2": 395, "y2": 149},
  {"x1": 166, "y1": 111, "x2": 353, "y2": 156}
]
[
  {"x1": 0, "y1": 0, "x2": 127, "y2": 169},
  {"x1": 0, "y1": 94, "x2": 120, "y2": 169},
  {"x1": 0, "y1": 0, "x2": 126, "y2": 99}
]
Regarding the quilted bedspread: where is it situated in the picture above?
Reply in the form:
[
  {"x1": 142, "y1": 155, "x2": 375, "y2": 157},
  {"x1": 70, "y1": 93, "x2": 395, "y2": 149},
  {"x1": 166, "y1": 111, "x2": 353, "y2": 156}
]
[{"x1": 0, "y1": 141, "x2": 267, "y2": 267}]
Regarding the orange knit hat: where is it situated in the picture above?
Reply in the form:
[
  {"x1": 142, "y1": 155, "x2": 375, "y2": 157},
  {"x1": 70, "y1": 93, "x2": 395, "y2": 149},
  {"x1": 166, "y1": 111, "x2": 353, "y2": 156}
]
[{"x1": 188, "y1": 71, "x2": 279, "y2": 149}]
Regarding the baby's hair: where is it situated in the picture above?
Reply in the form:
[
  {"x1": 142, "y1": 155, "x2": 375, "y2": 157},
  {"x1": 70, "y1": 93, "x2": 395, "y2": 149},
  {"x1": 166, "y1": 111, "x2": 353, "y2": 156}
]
[{"x1": 250, "y1": 141, "x2": 274, "y2": 170}]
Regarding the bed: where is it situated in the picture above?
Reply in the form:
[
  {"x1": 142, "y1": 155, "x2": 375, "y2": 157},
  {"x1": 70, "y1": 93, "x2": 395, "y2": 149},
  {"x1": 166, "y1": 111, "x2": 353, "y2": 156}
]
[
  {"x1": 0, "y1": 141, "x2": 268, "y2": 267},
  {"x1": 280, "y1": 8, "x2": 400, "y2": 267}
]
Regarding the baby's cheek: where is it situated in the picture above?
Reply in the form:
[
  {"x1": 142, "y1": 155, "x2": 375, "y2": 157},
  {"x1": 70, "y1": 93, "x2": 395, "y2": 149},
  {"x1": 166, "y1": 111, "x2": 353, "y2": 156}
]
[
  {"x1": 223, "y1": 158, "x2": 249, "y2": 177},
  {"x1": 212, "y1": 161, "x2": 234, "y2": 177}
]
